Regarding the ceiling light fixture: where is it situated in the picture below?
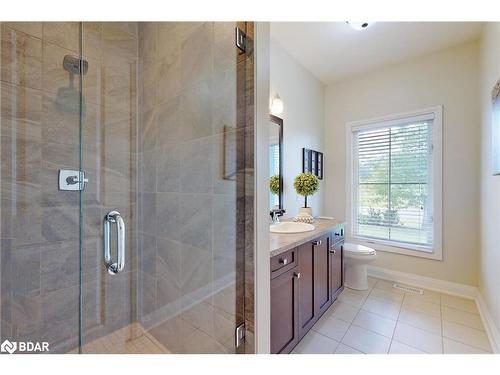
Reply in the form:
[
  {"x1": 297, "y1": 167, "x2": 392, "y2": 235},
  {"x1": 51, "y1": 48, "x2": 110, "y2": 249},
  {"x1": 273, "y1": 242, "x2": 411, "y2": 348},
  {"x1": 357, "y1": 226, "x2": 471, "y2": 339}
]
[{"x1": 346, "y1": 22, "x2": 375, "y2": 31}]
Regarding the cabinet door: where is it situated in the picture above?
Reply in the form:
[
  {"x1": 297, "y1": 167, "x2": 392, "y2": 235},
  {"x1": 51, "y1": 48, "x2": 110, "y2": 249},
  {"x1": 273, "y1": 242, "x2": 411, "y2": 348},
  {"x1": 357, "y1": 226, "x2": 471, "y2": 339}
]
[
  {"x1": 330, "y1": 240, "x2": 344, "y2": 300},
  {"x1": 313, "y1": 235, "x2": 332, "y2": 317},
  {"x1": 298, "y1": 242, "x2": 314, "y2": 338},
  {"x1": 271, "y1": 266, "x2": 300, "y2": 354}
]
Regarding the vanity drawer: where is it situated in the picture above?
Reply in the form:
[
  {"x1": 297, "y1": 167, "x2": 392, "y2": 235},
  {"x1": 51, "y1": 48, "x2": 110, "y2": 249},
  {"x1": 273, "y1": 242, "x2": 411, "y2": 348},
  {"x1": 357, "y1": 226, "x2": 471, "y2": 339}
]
[
  {"x1": 271, "y1": 249, "x2": 297, "y2": 279},
  {"x1": 331, "y1": 224, "x2": 345, "y2": 244}
]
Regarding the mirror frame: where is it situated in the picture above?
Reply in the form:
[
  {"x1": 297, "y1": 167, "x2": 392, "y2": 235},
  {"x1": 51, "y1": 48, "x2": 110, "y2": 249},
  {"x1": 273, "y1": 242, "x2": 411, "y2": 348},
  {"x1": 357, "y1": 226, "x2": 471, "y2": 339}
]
[{"x1": 270, "y1": 114, "x2": 284, "y2": 210}]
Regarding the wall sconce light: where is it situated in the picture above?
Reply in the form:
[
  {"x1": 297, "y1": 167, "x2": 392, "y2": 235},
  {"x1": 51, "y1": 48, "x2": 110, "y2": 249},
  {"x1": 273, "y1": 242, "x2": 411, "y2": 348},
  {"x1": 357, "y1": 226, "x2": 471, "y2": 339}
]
[{"x1": 270, "y1": 94, "x2": 284, "y2": 115}]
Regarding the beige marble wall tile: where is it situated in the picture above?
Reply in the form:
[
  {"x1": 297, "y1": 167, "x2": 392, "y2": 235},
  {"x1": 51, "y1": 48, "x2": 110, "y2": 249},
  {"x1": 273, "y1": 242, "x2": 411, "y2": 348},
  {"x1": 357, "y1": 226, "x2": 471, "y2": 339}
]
[
  {"x1": 102, "y1": 23, "x2": 138, "y2": 62},
  {"x1": 1, "y1": 26, "x2": 42, "y2": 89},
  {"x1": 213, "y1": 65, "x2": 237, "y2": 134},
  {"x1": 82, "y1": 22, "x2": 102, "y2": 60},
  {"x1": 3, "y1": 22, "x2": 43, "y2": 38},
  {"x1": 1, "y1": 82, "x2": 42, "y2": 140},
  {"x1": 180, "y1": 22, "x2": 213, "y2": 89},
  {"x1": 43, "y1": 22, "x2": 80, "y2": 52},
  {"x1": 214, "y1": 22, "x2": 236, "y2": 74},
  {"x1": 179, "y1": 79, "x2": 214, "y2": 141}
]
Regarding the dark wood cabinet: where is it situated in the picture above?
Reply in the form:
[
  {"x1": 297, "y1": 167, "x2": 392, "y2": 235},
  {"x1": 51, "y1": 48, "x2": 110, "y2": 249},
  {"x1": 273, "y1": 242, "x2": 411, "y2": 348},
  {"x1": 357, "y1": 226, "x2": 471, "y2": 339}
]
[
  {"x1": 271, "y1": 265, "x2": 300, "y2": 354},
  {"x1": 271, "y1": 224, "x2": 345, "y2": 354},
  {"x1": 313, "y1": 235, "x2": 333, "y2": 318},
  {"x1": 298, "y1": 242, "x2": 314, "y2": 338},
  {"x1": 330, "y1": 240, "x2": 343, "y2": 300}
]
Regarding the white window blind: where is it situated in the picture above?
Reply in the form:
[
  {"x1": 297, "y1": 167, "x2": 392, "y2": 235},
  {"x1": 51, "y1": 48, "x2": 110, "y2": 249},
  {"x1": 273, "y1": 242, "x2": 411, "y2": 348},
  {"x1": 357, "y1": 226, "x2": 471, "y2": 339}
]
[{"x1": 352, "y1": 114, "x2": 435, "y2": 250}]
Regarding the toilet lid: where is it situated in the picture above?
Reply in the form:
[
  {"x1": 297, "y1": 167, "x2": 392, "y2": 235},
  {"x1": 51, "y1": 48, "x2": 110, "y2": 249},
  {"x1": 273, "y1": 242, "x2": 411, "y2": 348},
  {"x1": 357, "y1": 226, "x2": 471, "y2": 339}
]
[{"x1": 343, "y1": 243, "x2": 376, "y2": 255}]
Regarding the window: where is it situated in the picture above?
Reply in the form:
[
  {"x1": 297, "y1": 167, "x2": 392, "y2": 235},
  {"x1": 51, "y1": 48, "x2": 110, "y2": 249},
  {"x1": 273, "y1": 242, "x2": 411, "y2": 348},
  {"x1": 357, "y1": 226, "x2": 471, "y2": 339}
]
[
  {"x1": 347, "y1": 107, "x2": 442, "y2": 259},
  {"x1": 269, "y1": 143, "x2": 280, "y2": 207}
]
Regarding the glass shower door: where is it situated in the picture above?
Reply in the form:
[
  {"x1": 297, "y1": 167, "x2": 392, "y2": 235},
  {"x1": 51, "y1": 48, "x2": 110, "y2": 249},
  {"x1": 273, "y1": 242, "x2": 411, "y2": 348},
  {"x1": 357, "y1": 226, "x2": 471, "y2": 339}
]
[
  {"x1": 1, "y1": 22, "x2": 83, "y2": 354},
  {"x1": 79, "y1": 21, "x2": 252, "y2": 354}
]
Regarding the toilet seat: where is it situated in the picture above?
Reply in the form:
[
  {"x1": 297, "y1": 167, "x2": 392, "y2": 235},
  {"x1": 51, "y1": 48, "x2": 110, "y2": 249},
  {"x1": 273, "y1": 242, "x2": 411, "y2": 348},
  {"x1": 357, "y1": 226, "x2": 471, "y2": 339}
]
[{"x1": 344, "y1": 243, "x2": 376, "y2": 256}]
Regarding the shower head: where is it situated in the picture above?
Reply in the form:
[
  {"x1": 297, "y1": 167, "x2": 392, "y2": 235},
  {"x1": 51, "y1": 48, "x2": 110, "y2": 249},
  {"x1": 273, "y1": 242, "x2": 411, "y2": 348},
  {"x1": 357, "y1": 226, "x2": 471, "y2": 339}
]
[
  {"x1": 56, "y1": 55, "x2": 88, "y2": 113},
  {"x1": 63, "y1": 54, "x2": 89, "y2": 76}
]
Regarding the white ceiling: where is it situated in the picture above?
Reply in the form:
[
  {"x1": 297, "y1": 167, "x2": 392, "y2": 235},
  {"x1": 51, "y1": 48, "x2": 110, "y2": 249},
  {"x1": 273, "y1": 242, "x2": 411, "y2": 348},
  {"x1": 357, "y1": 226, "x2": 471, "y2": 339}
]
[{"x1": 270, "y1": 22, "x2": 483, "y2": 85}]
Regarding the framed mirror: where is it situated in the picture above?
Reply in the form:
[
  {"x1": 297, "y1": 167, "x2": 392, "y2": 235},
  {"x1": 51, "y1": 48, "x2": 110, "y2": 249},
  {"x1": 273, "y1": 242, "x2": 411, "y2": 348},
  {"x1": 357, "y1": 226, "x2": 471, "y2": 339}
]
[{"x1": 269, "y1": 115, "x2": 283, "y2": 211}]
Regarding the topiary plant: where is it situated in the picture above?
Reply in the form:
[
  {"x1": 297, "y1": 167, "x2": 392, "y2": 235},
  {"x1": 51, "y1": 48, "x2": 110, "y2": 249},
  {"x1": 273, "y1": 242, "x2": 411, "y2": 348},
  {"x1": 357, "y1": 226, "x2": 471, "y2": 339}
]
[
  {"x1": 294, "y1": 172, "x2": 319, "y2": 208},
  {"x1": 270, "y1": 175, "x2": 280, "y2": 195}
]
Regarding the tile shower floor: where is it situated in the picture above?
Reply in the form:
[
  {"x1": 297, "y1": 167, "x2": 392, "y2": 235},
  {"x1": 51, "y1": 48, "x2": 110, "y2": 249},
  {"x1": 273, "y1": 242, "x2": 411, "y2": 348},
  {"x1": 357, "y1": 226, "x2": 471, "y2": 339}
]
[{"x1": 292, "y1": 277, "x2": 493, "y2": 354}]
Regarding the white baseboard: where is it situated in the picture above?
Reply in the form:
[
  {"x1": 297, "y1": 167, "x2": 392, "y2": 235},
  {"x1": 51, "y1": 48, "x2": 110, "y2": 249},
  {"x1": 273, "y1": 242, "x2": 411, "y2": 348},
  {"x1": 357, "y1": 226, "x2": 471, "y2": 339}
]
[
  {"x1": 475, "y1": 292, "x2": 500, "y2": 354},
  {"x1": 367, "y1": 265, "x2": 500, "y2": 353},
  {"x1": 367, "y1": 265, "x2": 477, "y2": 299}
]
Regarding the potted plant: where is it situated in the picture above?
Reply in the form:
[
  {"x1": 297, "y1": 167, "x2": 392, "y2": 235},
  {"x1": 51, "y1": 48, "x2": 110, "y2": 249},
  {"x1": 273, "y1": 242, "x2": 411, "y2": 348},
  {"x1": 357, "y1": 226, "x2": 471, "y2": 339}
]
[
  {"x1": 269, "y1": 175, "x2": 280, "y2": 196},
  {"x1": 293, "y1": 172, "x2": 319, "y2": 222}
]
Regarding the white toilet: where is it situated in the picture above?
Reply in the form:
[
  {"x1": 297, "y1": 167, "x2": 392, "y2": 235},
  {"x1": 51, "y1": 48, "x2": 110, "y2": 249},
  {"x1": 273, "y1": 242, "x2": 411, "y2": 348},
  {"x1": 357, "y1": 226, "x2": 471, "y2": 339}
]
[{"x1": 343, "y1": 243, "x2": 377, "y2": 291}]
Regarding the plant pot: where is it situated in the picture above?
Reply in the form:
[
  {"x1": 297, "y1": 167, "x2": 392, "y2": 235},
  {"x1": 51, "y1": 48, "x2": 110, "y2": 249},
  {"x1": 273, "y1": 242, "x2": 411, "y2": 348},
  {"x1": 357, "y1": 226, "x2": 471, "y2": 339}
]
[
  {"x1": 298, "y1": 207, "x2": 313, "y2": 217},
  {"x1": 294, "y1": 207, "x2": 314, "y2": 223}
]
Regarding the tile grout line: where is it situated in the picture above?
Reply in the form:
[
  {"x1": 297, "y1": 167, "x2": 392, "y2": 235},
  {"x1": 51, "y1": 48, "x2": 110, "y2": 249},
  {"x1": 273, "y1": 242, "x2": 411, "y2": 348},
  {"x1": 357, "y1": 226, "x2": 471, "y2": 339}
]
[
  {"x1": 387, "y1": 287, "x2": 406, "y2": 353},
  {"x1": 337, "y1": 280, "x2": 377, "y2": 354}
]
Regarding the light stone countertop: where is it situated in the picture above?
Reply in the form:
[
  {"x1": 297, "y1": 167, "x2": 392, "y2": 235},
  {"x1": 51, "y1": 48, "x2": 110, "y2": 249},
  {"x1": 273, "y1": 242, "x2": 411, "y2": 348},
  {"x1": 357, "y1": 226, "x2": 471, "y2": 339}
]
[{"x1": 269, "y1": 218, "x2": 345, "y2": 258}]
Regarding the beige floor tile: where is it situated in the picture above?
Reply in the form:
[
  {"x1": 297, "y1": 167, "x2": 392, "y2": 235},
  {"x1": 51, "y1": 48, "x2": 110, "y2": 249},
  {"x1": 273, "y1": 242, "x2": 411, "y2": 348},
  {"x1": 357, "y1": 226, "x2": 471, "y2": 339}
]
[
  {"x1": 398, "y1": 308, "x2": 442, "y2": 335},
  {"x1": 353, "y1": 310, "x2": 397, "y2": 338},
  {"x1": 338, "y1": 288, "x2": 370, "y2": 307},
  {"x1": 402, "y1": 297, "x2": 441, "y2": 318},
  {"x1": 370, "y1": 287, "x2": 405, "y2": 303},
  {"x1": 335, "y1": 343, "x2": 363, "y2": 354},
  {"x1": 404, "y1": 289, "x2": 441, "y2": 305},
  {"x1": 367, "y1": 277, "x2": 377, "y2": 290},
  {"x1": 441, "y1": 294, "x2": 478, "y2": 314},
  {"x1": 312, "y1": 314, "x2": 350, "y2": 341},
  {"x1": 442, "y1": 305, "x2": 484, "y2": 331},
  {"x1": 442, "y1": 320, "x2": 491, "y2": 352},
  {"x1": 373, "y1": 279, "x2": 395, "y2": 292},
  {"x1": 341, "y1": 325, "x2": 391, "y2": 354},
  {"x1": 393, "y1": 322, "x2": 443, "y2": 353},
  {"x1": 362, "y1": 296, "x2": 401, "y2": 320},
  {"x1": 291, "y1": 330, "x2": 338, "y2": 354},
  {"x1": 389, "y1": 340, "x2": 427, "y2": 354},
  {"x1": 443, "y1": 338, "x2": 491, "y2": 354},
  {"x1": 329, "y1": 300, "x2": 360, "y2": 323}
]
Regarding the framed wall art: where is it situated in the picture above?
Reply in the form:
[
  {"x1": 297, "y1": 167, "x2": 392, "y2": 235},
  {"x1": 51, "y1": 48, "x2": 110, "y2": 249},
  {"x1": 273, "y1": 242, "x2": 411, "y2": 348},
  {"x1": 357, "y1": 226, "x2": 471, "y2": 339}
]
[{"x1": 302, "y1": 148, "x2": 323, "y2": 180}]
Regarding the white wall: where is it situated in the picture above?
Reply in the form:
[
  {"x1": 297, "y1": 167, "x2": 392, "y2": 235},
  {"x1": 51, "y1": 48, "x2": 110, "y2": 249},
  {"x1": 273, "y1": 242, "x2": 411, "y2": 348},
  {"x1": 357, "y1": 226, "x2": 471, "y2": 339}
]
[
  {"x1": 324, "y1": 41, "x2": 480, "y2": 286},
  {"x1": 479, "y1": 23, "x2": 500, "y2": 338},
  {"x1": 270, "y1": 40, "x2": 325, "y2": 218}
]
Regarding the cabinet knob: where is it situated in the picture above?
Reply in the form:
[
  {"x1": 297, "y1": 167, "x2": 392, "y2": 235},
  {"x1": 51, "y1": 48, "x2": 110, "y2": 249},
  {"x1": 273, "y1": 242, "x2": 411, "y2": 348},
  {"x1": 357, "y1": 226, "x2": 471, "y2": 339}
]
[
  {"x1": 294, "y1": 272, "x2": 301, "y2": 279},
  {"x1": 313, "y1": 240, "x2": 322, "y2": 246},
  {"x1": 330, "y1": 249, "x2": 336, "y2": 254},
  {"x1": 279, "y1": 258, "x2": 288, "y2": 265}
]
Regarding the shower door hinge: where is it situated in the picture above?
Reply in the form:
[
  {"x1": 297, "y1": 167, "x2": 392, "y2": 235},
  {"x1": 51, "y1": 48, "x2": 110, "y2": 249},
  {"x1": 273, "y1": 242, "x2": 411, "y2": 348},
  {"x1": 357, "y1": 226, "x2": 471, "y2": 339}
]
[
  {"x1": 235, "y1": 27, "x2": 246, "y2": 53},
  {"x1": 235, "y1": 322, "x2": 246, "y2": 348}
]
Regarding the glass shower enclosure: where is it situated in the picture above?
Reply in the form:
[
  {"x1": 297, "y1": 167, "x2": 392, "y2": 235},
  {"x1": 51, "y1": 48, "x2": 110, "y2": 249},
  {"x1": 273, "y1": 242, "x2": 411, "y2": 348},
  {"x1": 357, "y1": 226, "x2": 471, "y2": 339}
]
[{"x1": 0, "y1": 22, "x2": 254, "y2": 353}]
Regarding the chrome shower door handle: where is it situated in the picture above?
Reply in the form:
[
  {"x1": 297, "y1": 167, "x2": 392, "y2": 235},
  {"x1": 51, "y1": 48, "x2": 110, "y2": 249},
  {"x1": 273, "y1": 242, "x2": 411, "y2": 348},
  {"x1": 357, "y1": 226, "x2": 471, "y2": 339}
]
[{"x1": 103, "y1": 210, "x2": 125, "y2": 275}]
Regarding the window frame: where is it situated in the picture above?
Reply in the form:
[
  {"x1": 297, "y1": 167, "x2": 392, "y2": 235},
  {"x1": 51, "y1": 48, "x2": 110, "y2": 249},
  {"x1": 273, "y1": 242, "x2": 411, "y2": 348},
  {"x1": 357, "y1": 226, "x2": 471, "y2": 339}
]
[{"x1": 345, "y1": 106, "x2": 443, "y2": 260}]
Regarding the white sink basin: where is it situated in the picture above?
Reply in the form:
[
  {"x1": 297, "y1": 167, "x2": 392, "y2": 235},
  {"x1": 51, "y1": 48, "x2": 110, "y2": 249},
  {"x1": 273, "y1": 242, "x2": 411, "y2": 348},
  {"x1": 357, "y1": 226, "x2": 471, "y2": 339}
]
[{"x1": 270, "y1": 222, "x2": 315, "y2": 234}]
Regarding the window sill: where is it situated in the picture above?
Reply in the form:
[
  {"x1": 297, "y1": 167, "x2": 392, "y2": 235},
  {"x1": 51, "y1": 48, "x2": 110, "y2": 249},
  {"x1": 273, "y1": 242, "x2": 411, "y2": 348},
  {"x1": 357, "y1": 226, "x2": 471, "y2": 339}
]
[{"x1": 350, "y1": 235, "x2": 443, "y2": 261}]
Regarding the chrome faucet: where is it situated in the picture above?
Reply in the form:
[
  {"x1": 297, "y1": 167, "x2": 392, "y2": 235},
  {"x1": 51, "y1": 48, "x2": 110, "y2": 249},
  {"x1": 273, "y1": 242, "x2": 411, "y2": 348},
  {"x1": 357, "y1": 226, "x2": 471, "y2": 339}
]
[{"x1": 270, "y1": 208, "x2": 286, "y2": 224}]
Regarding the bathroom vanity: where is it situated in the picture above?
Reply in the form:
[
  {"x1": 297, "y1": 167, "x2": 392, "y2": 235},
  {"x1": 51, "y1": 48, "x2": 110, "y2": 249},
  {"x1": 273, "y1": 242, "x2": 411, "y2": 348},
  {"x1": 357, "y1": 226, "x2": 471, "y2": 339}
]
[{"x1": 270, "y1": 219, "x2": 345, "y2": 354}]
